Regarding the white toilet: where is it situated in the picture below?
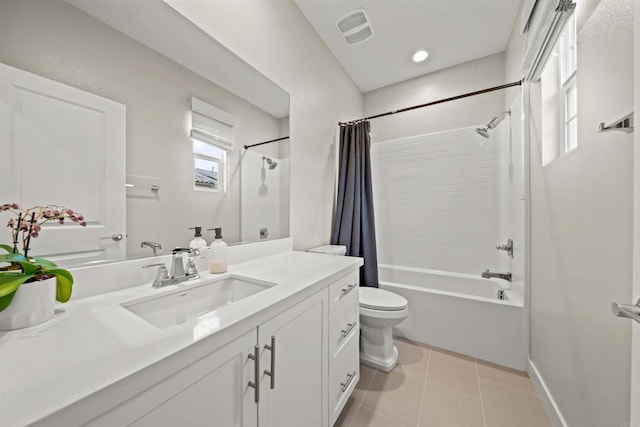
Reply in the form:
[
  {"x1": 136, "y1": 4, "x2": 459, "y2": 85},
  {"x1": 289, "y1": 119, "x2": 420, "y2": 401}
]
[{"x1": 308, "y1": 245, "x2": 409, "y2": 372}]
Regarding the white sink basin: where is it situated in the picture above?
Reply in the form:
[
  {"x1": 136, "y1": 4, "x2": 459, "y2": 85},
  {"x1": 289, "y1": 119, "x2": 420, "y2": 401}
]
[{"x1": 122, "y1": 275, "x2": 275, "y2": 329}]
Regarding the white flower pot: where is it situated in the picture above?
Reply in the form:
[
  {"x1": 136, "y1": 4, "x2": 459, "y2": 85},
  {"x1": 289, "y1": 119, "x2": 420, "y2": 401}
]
[{"x1": 0, "y1": 277, "x2": 56, "y2": 331}]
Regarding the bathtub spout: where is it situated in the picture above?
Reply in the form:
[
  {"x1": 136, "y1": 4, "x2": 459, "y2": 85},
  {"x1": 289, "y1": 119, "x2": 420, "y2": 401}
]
[{"x1": 481, "y1": 269, "x2": 512, "y2": 282}]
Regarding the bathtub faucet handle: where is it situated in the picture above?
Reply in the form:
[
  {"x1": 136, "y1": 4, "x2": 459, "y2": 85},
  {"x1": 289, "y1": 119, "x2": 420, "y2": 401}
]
[{"x1": 496, "y1": 239, "x2": 514, "y2": 258}]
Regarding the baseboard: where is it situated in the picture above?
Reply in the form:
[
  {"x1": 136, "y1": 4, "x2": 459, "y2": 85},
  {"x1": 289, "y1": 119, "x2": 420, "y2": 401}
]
[{"x1": 527, "y1": 358, "x2": 569, "y2": 427}]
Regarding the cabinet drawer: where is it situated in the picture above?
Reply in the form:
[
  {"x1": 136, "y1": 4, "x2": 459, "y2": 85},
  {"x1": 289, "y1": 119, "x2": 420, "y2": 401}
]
[
  {"x1": 329, "y1": 271, "x2": 359, "y2": 312},
  {"x1": 329, "y1": 333, "x2": 359, "y2": 426},
  {"x1": 329, "y1": 292, "x2": 359, "y2": 361}
]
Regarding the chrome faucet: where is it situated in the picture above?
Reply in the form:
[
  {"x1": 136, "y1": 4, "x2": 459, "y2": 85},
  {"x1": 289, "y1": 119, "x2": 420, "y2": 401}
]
[
  {"x1": 169, "y1": 247, "x2": 200, "y2": 283},
  {"x1": 140, "y1": 240, "x2": 163, "y2": 255},
  {"x1": 481, "y1": 269, "x2": 512, "y2": 282},
  {"x1": 142, "y1": 248, "x2": 200, "y2": 288},
  {"x1": 142, "y1": 262, "x2": 170, "y2": 288}
]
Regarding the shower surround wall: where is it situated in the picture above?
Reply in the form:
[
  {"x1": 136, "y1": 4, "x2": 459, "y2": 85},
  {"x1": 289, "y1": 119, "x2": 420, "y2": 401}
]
[
  {"x1": 371, "y1": 127, "x2": 500, "y2": 274},
  {"x1": 240, "y1": 150, "x2": 289, "y2": 242}
]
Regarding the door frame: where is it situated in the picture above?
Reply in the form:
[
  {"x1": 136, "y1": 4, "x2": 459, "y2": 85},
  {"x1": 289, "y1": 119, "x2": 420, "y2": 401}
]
[{"x1": 631, "y1": 3, "x2": 639, "y2": 425}]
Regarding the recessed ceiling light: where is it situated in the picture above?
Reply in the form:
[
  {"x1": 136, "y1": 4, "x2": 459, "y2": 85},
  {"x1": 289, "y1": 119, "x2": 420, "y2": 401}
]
[{"x1": 412, "y1": 49, "x2": 429, "y2": 63}]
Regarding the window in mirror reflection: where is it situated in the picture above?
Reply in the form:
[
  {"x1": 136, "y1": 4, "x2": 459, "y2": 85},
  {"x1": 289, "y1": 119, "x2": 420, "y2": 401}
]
[{"x1": 193, "y1": 140, "x2": 226, "y2": 192}]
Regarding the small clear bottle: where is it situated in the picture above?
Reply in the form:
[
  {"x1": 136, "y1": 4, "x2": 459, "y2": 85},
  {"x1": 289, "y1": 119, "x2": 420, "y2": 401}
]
[
  {"x1": 188, "y1": 226, "x2": 208, "y2": 250},
  {"x1": 208, "y1": 227, "x2": 227, "y2": 273}
]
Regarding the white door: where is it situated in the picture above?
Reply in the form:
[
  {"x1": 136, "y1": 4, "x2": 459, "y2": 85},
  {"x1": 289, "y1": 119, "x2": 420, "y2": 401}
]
[
  {"x1": 258, "y1": 290, "x2": 328, "y2": 427},
  {"x1": 0, "y1": 64, "x2": 126, "y2": 265}
]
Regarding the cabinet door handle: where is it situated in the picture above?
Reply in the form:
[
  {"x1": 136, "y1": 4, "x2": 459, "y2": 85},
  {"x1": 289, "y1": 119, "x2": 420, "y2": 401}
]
[
  {"x1": 247, "y1": 345, "x2": 260, "y2": 403},
  {"x1": 341, "y1": 322, "x2": 358, "y2": 338},
  {"x1": 264, "y1": 336, "x2": 276, "y2": 389},
  {"x1": 340, "y1": 370, "x2": 357, "y2": 393},
  {"x1": 341, "y1": 283, "x2": 356, "y2": 296}
]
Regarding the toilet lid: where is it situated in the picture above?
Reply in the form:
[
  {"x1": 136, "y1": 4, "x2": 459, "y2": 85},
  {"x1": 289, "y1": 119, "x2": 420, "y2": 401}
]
[{"x1": 359, "y1": 287, "x2": 408, "y2": 311}]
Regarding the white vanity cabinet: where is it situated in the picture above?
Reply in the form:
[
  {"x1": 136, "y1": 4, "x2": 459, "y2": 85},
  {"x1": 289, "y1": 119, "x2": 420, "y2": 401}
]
[
  {"x1": 86, "y1": 330, "x2": 259, "y2": 427},
  {"x1": 83, "y1": 278, "x2": 336, "y2": 427},
  {"x1": 327, "y1": 272, "x2": 360, "y2": 425},
  {"x1": 129, "y1": 330, "x2": 257, "y2": 427},
  {"x1": 258, "y1": 288, "x2": 328, "y2": 427}
]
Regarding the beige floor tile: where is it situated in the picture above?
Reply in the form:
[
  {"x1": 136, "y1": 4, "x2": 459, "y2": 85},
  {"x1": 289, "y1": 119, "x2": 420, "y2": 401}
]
[
  {"x1": 362, "y1": 364, "x2": 427, "y2": 427},
  {"x1": 334, "y1": 396, "x2": 360, "y2": 427},
  {"x1": 477, "y1": 360, "x2": 537, "y2": 396},
  {"x1": 429, "y1": 345, "x2": 475, "y2": 361},
  {"x1": 427, "y1": 348, "x2": 480, "y2": 397},
  {"x1": 352, "y1": 364, "x2": 377, "y2": 404},
  {"x1": 419, "y1": 382, "x2": 485, "y2": 427},
  {"x1": 351, "y1": 405, "x2": 407, "y2": 427},
  {"x1": 481, "y1": 380, "x2": 550, "y2": 427},
  {"x1": 394, "y1": 338, "x2": 431, "y2": 373}
]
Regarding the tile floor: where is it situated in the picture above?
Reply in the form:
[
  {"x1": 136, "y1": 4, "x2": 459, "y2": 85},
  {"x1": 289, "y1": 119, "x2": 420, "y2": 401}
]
[{"x1": 335, "y1": 338, "x2": 550, "y2": 427}]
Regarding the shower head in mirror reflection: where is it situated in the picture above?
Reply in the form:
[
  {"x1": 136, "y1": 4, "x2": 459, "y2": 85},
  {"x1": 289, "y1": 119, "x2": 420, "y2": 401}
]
[
  {"x1": 476, "y1": 110, "x2": 511, "y2": 139},
  {"x1": 262, "y1": 156, "x2": 278, "y2": 170}
]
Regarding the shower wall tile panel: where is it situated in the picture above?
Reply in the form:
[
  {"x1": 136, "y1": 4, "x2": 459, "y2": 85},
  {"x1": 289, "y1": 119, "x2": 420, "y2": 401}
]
[
  {"x1": 371, "y1": 126, "x2": 500, "y2": 274},
  {"x1": 241, "y1": 151, "x2": 289, "y2": 242}
]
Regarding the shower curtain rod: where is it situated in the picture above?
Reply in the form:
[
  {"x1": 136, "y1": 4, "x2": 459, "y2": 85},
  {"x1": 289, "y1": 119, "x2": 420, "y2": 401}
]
[
  {"x1": 244, "y1": 136, "x2": 290, "y2": 150},
  {"x1": 339, "y1": 79, "x2": 523, "y2": 126}
]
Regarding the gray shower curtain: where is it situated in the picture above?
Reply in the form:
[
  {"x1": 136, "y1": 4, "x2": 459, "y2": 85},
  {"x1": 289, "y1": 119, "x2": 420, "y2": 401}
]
[{"x1": 331, "y1": 121, "x2": 379, "y2": 288}]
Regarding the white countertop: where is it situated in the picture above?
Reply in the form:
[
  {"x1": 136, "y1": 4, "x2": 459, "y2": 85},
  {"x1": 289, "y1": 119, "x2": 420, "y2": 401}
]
[{"x1": 0, "y1": 251, "x2": 363, "y2": 427}]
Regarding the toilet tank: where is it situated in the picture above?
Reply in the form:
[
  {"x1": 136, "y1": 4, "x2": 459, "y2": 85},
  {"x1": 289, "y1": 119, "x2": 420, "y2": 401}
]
[{"x1": 308, "y1": 245, "x2": 347, "y2": 256}]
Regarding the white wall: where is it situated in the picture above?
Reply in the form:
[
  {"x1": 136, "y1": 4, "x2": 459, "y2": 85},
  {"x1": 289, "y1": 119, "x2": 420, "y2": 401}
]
[
  {"x1": 240, "y1": 151, "x2": 289, "y2": 242},
  {"x1": 163, "y1": 0, "x2": 364, "y2": 251},
  {"x1": 371, "y1": 126, "x2": 500, "y2": 275},
  {"x1": 511, "y1": 0, "x2": 634, "y2": 425},
  {"x1": 0, "y1": 0, "x2": 282, "y2": 256},
  {"x1": 364, "y1": 53, "x2": 506, "y2": 142}
]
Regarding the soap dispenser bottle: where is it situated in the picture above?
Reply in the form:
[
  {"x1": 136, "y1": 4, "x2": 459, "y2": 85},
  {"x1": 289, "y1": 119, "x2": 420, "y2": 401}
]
[
  {"x1": 208, "y1": 227, "x2": 227, "y2": 273},
  {"x1": 189, "y1": 226, "x2": 208, "y2": 250}
]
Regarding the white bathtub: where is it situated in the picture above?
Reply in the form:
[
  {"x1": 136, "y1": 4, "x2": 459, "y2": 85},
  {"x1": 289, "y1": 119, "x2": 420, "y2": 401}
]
[{"x1": 379, "y1": 264, "x2": 526, "y2": 370}]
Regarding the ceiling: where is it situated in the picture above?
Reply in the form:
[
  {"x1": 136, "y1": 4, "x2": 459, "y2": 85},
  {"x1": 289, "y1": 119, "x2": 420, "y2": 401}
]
[
  {"x1": 66, "y1": 0, "x2": 290, "y2": 118},
  {"x1": 294, "y1": 0, "x2": 521, "y2": 92}
]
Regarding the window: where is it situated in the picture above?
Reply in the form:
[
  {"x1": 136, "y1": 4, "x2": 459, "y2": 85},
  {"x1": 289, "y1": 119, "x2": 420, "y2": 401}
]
[
  {"x1": 189, "y1": 97, "x2": 235, "y2": 192},
  {"x1": 560, "y1": 13, "x2": 577, "y2": 153},
  {"x1": 193, "y1": 140, "x2": 225, "y2": 191},
  {"x1": 540, "y1": 12, "x2": 577, "y2": 165}
]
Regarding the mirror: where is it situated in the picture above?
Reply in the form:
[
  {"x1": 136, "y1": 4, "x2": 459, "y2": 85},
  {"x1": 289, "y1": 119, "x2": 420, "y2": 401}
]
[{"x1": 0, "y1": 0, "x2": 290, "y2": 262}]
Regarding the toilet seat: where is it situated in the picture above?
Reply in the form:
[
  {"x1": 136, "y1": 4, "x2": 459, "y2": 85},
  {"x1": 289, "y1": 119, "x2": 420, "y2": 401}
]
[{"x1": 359, "y1": 287, "x2": 408, "y2": 311}]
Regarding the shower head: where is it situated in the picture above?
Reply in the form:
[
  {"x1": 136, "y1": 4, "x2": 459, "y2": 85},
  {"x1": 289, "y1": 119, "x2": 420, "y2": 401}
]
[
  {"x1": 476, "y1": 110, "x2": 511, "y2": 139},
  {"x1": 262, "y1": 156, "x2": 278, "y2": 169},
  {"x1": 486, "y1": 110, "x2": 511, "y2": 130},
  {"x1": 476, "y1": 127, "x2": 490, "y2": 138}
]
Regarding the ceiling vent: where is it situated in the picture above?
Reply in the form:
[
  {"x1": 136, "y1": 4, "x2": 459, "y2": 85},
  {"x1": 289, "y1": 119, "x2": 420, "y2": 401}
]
[{"x1": 336, "y1": 9, "x2": 374, "y2": 45}]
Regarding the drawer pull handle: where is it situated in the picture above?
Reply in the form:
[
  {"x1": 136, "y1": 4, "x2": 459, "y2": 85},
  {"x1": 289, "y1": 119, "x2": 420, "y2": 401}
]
[
  {"x1": 264, "y1": 335, "x2": 276, "y2": 390},
  {"x1": 340, "y1": 370, "x2": 357, "y2": 392},
  {"x1": 247, "y1": 345, "x2": 260, "y2": 403},
  {"x1": 341, "y1": 283, "x2": 356, "y2": 296},
  {"x1": 341, "y1": 322, "x2": 358, "y2": 337}
]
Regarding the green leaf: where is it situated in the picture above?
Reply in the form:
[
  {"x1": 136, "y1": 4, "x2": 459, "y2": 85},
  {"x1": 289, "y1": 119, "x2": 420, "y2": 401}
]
[
  {"x1": 0, "y1": 290, "x2": 17, "y2": 312},
  {"x1": 32, "y1": 257, "x2": 58, "y2": 269},
  {"x1": 49, "y1": 269, "x2": 73, "y2": 303},
  {"x1": 0, "y1": 245, "x2": 13, "y2": 254},
  {"x1": 0, "y1": 253, "x2": 28, "y2": 263},
  {"x1": 0, "y1": 254, "x2": 38, "y2": 275},
  {"x1": 0, "y1": 273, "x2": 34, "y2": 297}
]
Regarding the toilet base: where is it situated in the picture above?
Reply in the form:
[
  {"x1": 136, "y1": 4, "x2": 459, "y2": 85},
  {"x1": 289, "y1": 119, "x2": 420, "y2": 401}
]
[
  {"x1": 360, "y1": 322, "x2": 400, "y2": 372},
  {"x1": 360, "y1": 345, "x2": 398, "y2": 372}
]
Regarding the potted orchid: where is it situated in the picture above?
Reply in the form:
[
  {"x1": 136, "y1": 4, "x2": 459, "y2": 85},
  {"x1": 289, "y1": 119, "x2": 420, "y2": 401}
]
[{"x1": 0, "y1": 203, "x2": 87, "y2": 330}]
